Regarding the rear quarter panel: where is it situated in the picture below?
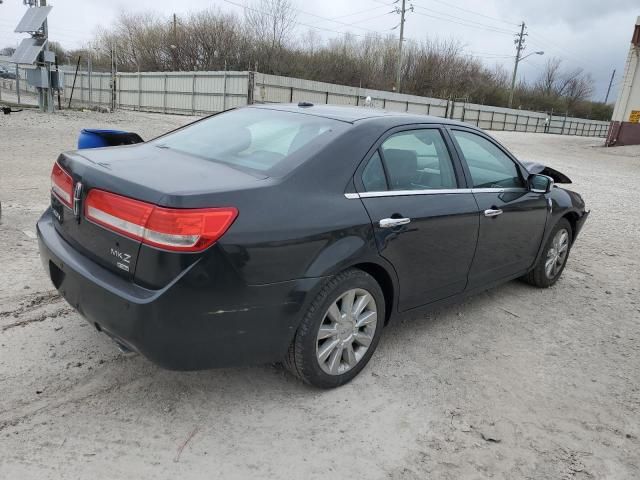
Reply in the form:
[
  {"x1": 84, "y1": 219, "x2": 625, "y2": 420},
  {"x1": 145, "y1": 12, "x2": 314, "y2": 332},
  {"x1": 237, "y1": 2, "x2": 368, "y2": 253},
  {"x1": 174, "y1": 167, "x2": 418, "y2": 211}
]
[{"x1": 217, "y1": 121, "x2": 390, "y2": 286}]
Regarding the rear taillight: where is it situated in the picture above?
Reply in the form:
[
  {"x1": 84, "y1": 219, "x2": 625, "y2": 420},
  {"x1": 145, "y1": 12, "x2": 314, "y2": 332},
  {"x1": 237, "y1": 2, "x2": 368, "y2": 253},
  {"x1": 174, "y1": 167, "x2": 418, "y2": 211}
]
[
  {"x1": 84, "y1": 189, "x2": 238, "y2": 252},
  {"x1": 51, "y1": 162, "x2": 73, "y2": 207}
]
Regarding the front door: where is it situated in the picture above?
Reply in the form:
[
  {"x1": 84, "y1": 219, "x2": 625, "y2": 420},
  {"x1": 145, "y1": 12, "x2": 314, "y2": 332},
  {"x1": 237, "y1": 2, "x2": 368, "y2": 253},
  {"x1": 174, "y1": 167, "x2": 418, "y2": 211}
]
[
  {"x1": 356, "y1": 127, "x2": 479, "y2": 311},
  {"x1": 448, "y1": 128, "x2": 548, "y2": 289}
]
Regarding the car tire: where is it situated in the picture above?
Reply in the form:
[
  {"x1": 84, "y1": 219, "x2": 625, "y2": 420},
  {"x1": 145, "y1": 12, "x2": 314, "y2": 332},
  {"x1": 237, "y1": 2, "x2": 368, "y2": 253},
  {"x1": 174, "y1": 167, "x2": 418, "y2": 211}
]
[
  {"x1": 284, "y1": 268, "x2": 385, "y2": 388},
  {"x1": 522, "y1": 218, "x2": 573, "y2": 288}
]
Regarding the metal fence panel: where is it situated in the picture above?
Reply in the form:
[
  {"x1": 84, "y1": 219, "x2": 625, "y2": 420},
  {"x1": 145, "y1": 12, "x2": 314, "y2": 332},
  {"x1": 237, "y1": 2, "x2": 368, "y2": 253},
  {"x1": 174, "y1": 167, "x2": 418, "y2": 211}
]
[{"x1": 5, "y1": 65, "x2": 606, "y2": 138}]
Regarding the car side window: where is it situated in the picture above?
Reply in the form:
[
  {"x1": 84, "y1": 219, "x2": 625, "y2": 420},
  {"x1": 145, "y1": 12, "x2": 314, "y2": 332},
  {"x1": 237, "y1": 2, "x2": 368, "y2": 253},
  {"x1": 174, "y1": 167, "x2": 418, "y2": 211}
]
[
  {"x1": 362, "y1": 151, "x2": 388, "y2": 192},
  {"x1": 378, "y1": 129, "x2": 457, "y2": 190},
  {"x1": 450, "y1": 130, "x2": 525, "y2": 189}
]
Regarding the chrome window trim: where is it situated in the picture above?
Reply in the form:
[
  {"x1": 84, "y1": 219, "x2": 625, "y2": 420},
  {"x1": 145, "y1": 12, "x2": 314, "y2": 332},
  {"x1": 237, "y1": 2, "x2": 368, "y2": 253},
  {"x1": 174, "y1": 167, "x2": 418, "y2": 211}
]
[
  {"x1": 471, "y1": 187, "x2": 528, "y2": 194},
  {"x1": 343, "y1": 187, "x2": 528, "y2": 199},
  {"x1": 344, "y1": 193, "x2": 361, "y2": 199}
]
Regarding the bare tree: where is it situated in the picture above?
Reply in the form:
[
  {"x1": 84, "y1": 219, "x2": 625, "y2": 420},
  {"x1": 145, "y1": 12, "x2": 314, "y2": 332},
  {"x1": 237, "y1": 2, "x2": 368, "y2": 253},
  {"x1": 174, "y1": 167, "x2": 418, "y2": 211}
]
[
  {"x1": 535, "y1": 58, "x2": 562, "y2": 95},
  {"x1": 244, "y1": 0, "x2": 297, "y2": 49},
  {"x1": 0, "y1": 46, "x2": 16, "y2": 56},
  {"x1": 533, "y1": 57, "x2": 594, "y2": 110},
  {"x1": 76, "y1": 7, "x2": 608, "y2": 119},
  {"x1": 563, "y1": 72, "x2": 594, "y2": 110}
]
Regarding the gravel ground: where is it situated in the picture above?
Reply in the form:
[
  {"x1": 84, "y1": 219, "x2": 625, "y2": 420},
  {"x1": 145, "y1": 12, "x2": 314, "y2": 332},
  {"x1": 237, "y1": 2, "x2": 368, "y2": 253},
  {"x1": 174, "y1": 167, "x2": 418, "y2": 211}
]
[{"x1": 1, "y1": 109, "x2": 639, "y2": 479}]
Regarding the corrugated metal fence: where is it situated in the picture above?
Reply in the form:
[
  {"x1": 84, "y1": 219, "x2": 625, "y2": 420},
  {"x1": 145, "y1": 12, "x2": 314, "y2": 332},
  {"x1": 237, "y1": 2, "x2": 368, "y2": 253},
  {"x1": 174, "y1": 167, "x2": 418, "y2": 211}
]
[
  {"x1": 1, "y1": 64, "x2": 611, "y2": 138},
  {"x1": 63, "y1": 70, "x2": 248, "y2": 114},
  {"x1": 253, "y1": 73, "x2": 611, "y2": 137}
]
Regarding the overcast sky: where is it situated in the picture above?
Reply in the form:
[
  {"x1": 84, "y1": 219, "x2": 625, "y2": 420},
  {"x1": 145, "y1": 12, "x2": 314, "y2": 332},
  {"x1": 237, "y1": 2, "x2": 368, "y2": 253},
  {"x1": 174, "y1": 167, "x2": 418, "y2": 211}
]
[{"x1": 0, "y1": 0, "x2": 637, "y2": 101}]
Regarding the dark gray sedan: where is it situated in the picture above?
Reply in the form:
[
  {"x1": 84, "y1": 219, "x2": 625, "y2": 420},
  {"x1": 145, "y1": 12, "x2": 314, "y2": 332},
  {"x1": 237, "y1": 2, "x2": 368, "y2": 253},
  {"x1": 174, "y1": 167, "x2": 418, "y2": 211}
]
[{"x1": 37, "y1": 104, "x2": 589, "y2": 387}]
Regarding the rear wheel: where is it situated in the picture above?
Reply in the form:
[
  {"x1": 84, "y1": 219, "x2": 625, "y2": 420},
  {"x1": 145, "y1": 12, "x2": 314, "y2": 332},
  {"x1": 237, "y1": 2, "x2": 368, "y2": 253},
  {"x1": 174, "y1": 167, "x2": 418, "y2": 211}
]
[
  {"x1": 284, "y1": 269, "x2": 385, "y2": 388},
  {"x1": 523, "y1": 218, "x2": 572, "y2": 288}
]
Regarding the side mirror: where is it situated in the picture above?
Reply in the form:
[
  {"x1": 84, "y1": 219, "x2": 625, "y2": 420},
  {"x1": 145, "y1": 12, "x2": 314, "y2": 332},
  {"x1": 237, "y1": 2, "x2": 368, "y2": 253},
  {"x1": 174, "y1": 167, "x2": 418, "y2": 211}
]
[{"x1": 528, "y1": 174, "x2": 554, "y2": 193}]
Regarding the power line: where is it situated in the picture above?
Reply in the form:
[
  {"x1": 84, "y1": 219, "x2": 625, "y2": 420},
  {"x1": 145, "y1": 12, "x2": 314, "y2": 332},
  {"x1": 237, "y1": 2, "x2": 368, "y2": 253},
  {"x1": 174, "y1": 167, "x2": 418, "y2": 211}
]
[
  {"x1": 222, "y1": 0, "x2": 371, "y2": 38},
  {"x1": 465, "y1": 53, "x2": 515, "y2": 59},
  {"x1": 412, "y1": 5, "x2": 515, "y2": 34},
  {"x1": 427, "y1": 0, "x2": 520, "y2": 27},
  {"x1": 466, "y1": 50, "x2": 515, "y2": 57},
  {"x1": 526, "y1": 32, "x2": 592, "y2": 68},
  {"x1": 291, "y1": 5, "x2": 387, "y2": 34},
  {"x1": 411, "y1": 9, "x2": 516, "y2": 36},
  {"x1": 323, "y1": 4, "x2": 391, "y2": 22},
  {"x1": 346, "y1": 11, "x2": 397, "y2": 30},
  {"x1": 371, "y1": 0, "x2": 516, "y2": 35},
  {"x1": 311, "y1": 11, "x2": 396, "y2": 31}
]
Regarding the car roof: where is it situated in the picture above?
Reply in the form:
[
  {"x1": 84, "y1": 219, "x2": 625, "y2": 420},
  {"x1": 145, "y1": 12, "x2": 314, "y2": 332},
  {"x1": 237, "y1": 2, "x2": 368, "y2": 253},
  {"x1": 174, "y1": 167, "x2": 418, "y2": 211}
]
[{"x1": 248, "y1": 103, "x2": 471, "y2": 127}]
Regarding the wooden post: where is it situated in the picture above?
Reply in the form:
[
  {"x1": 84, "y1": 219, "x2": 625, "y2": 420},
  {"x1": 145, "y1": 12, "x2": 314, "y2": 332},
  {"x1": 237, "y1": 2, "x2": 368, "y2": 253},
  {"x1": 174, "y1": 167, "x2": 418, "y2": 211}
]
[
  {"x1": 191, "y1": 73, "x2": 196, "y2": 115},
  {"x1": 163, "y1": 74, "x2": 168, "y2": 113},
  {"x1": 222, "y1": 69, "x2": 228, "y2": 111},
  {"x1": 67, "y1": 56, "x2": 81, "y2": 108},
  {"x1": 138, "y1": 71, "x2": 142, "y2": 111}
]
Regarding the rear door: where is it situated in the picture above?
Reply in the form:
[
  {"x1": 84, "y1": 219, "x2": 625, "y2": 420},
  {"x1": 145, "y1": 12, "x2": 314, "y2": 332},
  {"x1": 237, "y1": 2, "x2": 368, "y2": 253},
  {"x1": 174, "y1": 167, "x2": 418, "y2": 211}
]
[
  {"x1": 355, "y1": 126, "x2": 479, "y2": 311},
  {"x1": 447, "y1": 128, "x2": 548, "y2": 289}
]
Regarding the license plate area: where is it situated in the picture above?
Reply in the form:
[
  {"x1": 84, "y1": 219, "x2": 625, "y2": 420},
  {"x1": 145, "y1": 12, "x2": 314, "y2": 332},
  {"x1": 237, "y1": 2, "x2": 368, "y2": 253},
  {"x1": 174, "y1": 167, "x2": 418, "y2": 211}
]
[{"x1": 51, "y1": 195, "x2": 65, "y2": 224}]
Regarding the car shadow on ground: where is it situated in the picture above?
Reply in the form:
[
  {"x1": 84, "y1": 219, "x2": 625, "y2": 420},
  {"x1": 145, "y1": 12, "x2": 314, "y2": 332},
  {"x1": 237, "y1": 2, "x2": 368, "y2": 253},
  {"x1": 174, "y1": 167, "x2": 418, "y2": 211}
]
[{"x1": 79, "y1": 278, "x2": 533, "y2": 398}]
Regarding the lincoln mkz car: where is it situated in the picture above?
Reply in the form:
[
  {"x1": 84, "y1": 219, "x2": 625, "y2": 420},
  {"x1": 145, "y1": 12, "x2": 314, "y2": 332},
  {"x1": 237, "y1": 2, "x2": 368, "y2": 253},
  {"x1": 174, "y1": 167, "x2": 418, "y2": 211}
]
[{"x1": 37, "y1": 104, "x2": 589, "y2": 387}]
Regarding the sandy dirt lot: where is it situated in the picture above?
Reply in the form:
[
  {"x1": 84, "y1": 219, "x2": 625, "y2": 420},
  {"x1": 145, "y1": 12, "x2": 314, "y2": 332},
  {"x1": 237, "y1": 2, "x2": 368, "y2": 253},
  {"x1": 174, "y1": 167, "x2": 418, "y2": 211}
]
[{"x1": 1, "y1": 109, "x2": 639, "y2": 479}]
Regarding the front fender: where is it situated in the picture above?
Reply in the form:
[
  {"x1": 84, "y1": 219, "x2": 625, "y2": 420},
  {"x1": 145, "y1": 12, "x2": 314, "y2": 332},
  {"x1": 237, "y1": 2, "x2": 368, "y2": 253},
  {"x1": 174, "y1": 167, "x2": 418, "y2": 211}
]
[{"x1": 531, "y1": 187, "x2": 588, "y2": 267}]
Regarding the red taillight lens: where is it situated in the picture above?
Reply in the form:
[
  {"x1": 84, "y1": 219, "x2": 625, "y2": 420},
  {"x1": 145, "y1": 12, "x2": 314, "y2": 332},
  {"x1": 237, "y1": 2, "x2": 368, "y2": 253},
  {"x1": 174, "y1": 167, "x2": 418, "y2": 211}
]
[
  {"x1": 84, "y1": 189, "x2": 238, "y2": 252},
  {"x1": 51, "y1": 162, "x2": 73, "y2": 207}
]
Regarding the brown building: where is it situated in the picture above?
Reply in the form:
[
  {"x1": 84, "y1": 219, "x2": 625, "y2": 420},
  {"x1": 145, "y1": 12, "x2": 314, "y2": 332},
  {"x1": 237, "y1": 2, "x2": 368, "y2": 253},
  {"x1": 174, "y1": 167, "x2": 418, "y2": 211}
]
[{"x1": 606, "y1": 16, "x2": 640, "y2": 146}]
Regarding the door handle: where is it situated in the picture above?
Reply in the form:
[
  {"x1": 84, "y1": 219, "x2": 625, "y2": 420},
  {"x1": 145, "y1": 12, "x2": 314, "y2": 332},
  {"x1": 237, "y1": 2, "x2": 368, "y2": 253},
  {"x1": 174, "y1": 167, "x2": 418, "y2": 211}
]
[
  {"x1": 484, "y1": 208, "x2": 503, "y2": 217},
  {"x1": 379, "y1": 217, "x2": 411, "y2": 228}
]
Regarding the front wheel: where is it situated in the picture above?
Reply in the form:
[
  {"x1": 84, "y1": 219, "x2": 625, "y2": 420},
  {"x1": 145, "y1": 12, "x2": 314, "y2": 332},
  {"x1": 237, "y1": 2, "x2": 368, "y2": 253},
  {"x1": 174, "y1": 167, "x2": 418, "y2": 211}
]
[
  {"x1": 284, "y1": 269, "x2": 385, "y2": 388},
  {"x1": 523, "y1": 218, "x2": 573, "y2": 288}
]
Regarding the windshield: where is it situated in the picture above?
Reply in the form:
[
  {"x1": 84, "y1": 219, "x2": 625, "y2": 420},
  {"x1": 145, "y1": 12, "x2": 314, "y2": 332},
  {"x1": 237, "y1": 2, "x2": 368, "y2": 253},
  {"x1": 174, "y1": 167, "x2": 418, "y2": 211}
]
[{"x1": 152, "y1": 108, "x2": 345, "y2": 176}]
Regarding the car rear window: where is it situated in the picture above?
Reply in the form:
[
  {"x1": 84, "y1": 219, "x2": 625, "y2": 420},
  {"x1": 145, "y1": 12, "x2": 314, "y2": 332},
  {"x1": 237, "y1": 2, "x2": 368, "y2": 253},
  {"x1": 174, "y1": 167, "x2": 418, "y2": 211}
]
[{"x1": 152, "y1": 108, "x2": 345, "y2": 176}]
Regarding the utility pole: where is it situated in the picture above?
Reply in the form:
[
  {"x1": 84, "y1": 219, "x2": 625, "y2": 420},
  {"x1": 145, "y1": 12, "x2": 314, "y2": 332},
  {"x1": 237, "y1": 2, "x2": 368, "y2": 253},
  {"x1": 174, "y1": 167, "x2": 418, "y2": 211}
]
[
  {"x1": 40, "y1": 0, "x2": 53, "y2": 112},
  {"x1": 508, "y1": 21, "x2": 526, "y2": 109},
  {"x1": 604, "y1": 69, "x2": 616, "y2": 104},
  {"x1": 395, "y1": 0, "x2": 406, "y2": 93},
  {"x1": 393, "y1": 1, "x2": 413, "y2": 93}
]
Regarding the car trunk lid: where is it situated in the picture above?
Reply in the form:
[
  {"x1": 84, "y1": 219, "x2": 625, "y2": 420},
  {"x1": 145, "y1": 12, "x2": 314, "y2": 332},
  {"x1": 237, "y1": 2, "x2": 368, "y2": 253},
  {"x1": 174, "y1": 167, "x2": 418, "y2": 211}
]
[{"x1": 51, "y1": 143, "x2": 266, "y2": 280}]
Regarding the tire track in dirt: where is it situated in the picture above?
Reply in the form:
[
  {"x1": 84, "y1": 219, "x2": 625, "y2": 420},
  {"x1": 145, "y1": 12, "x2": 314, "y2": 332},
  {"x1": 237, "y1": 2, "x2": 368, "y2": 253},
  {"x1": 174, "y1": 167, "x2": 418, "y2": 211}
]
[
  {"x1": 0, "y1": 291, "x2": 61, "y2": 318},
  {"x1": 0, "y1": 356, "x2": 149, "y2": 433},
  {"x1": 0, "y1": 291, "x2": 72, "y2": 331}
]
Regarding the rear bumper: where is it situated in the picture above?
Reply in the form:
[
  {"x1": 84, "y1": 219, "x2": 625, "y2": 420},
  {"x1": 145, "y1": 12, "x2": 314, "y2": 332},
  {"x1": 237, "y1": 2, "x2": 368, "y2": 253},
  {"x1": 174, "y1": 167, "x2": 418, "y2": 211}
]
[{"x1": 37, "y1": 208, "x2": 325, "y2": 370}]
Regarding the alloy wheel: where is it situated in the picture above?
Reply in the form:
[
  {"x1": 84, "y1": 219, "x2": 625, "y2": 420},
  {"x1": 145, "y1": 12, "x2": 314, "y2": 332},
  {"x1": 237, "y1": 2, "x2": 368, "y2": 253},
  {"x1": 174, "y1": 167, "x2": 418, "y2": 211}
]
[
  {"x1": 315, "y1": 288, "x2": 378, "y2": 375},
  {"x1": 545, "y1": 228, "x2": 569, "y2": 279}
]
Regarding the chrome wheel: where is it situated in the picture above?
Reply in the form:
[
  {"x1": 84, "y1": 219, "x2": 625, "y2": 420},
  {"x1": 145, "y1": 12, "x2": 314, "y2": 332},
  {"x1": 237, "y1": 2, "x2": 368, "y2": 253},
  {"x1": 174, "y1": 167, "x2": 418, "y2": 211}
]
[
  {"x1": 545, "y1": 228, "x2": 569, "y2": 279},
  {"x1": 315, "y1": 288, "x2": 378, "y2": 376}
]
